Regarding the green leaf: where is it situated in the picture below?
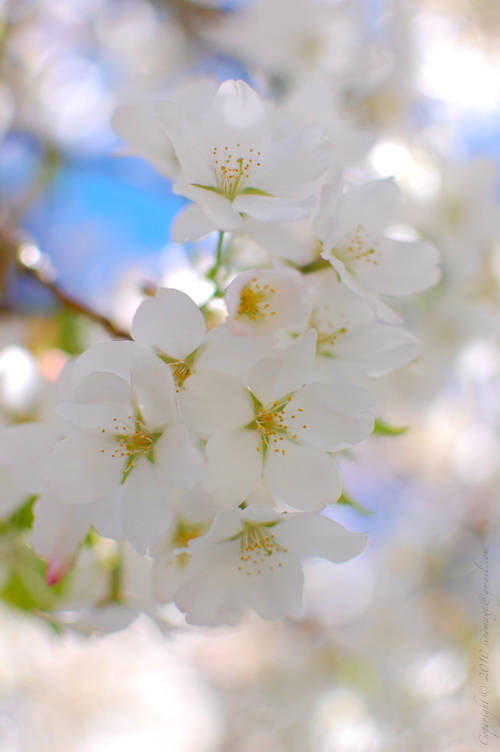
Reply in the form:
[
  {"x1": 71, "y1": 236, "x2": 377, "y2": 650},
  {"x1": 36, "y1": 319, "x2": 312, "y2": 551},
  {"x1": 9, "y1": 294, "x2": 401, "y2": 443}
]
[
  {"x1": 372, "y1": 419, "x2": 408, "y2": 436},
  {"x1": 1, "y1": 542, "x2": 64, "y2": 612},
  {"x1": 0, "y1": 495, "x2": 37, "y2": 536},
  {"x1": 336, "y1": 493, "x2": 373, "y2": 517}
]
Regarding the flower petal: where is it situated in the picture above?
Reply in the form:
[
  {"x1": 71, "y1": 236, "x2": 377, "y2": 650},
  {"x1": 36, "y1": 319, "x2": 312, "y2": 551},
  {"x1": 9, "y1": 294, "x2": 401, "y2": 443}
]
[
  {"x1": 132, "y1": 288, "x2": 206, "y2": 361},
  {"x1": 354, "y1": 238, "x2": 441, "y2": 296},
  {"x1": 278, "y1": 513, "x2": 368, "y2": 562},
  {"x1": 264, "y1": 442, "x2": 342, "y2": 510},
  {"x1": 249, "y1": 330, "x2": 316, "y2": 405},
  {"x1": 129, "y1": 355, "x2": 176, "y2": 429},
  {"x1": 170, "y1": 204, "x2": 217, "y2": 243},
  {"x1": 0, "y1": 422, "x2": 59, "y2": 493},
  {"x1": 334, "y1": 323, "x2": 420, "y2": 376},
  {"x1": 288, "y1": 381, "x2": 375, "y2": 451},
  {"x1": 339, "y1": 178, "x2": 400, "y2": 235},
  {"x1": 206, "y1": 428, "x2": 262, "y2": 508},
  {"x1": 174, "y1": 183, "x2": 242, "y2": 231},
  {"x1": 179, "y1": 370, "x2": 254, "y2": 437},
  {"x1": 121, "y1": 461, "x2": 173, "y2": 553}
]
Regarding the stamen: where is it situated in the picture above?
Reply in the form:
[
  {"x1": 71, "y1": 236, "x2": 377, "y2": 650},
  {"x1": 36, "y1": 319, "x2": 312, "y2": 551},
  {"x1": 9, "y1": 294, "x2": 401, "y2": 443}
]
[{"x1": 237, "y1": 279, "x2": 277, "y2": 321}]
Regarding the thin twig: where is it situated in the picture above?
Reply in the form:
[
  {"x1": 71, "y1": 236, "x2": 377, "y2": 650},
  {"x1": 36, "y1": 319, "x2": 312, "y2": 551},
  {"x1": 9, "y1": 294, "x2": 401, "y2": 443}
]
[{"x1": 19, "y1": 263, "x2": 132, "y2": 340}]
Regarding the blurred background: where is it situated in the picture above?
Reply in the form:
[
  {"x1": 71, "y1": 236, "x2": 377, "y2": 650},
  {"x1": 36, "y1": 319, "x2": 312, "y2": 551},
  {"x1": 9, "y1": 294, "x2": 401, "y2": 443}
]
[{"x1": 0, "y1": 0, "x2": 500, "y2": 750}]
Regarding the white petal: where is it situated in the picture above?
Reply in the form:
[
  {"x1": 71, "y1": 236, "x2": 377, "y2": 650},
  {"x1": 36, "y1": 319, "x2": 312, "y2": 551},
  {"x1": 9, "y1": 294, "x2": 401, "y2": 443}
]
[
  {"x1": 232, "y1": 193, "x2": 317, "y2": 223},
  {"x1": 57, "y1": 400, "x2": 134, "y2": 433},
  {"x1": 249, "y1": 330, "x2": 316, "y2": 405},
  {"x1": 47, "y1": 432, "x2": 124, "y2": 504},
  {"x1": 179, "y1": 370, "x2": 253, "y2": 437},
  {"x1": 0, "y1": 464, "x2": 28, "y2": 520},
  {"x1": 32, "y1": 491, "x2": 90, "y2": 563},
  {"x1": 241, "y1": 504, "x2": 279, "y2": 525},
  {"x1": 334, "y1": 324, "x2": 420, "y2": 376},
  {"x1": 112, "y1": 102, "x2": 178, "y2": 179},
  {"x1": 206, "y1": 428, "x2": 262, "y2": 508},
  {"x1": 130, "y1": 355, "x2": 176, "y2": 429},
  {"x1": 170, "y1": 204, "x2": 217, "y2": 243},
  {"x1": 198, "y1": 79, "x2": 271, "y2": 159},
  {"x1": 155, "y1": 100, "x2": 214, "y2": 185},
  {"x1": 153, "y1": 554, "x2": 186, "y2": 604},
  {"x1": 278, "y1": 513, "x2": 368, "y2": 562},
  {"x1": 242, "y1": 217, "x2": 314, "y2": 264},
  {"x1": 69, "y1": 370, "x2": 132, "y2": 405},
  {"x1": 174, "y1": 184, "x2": 242, "y2": 231},
  {"x1": 288, "y1": 381, "x2": 375, "y2": 451},
  {"x1": 0, "y1": 423, "x2": 59, "y2": 493},
  {"x1": 195, "y1": 324, "x2": 266, "y2": 382},
  {"x1": 340, "y1": 178, "x2": 400, "y2": 235},
  {"x1": 322, "y1": 252, "x2": 403, "y2": 324},
  {"x1": 313, "y1": 181, "x2": 344, "y2": 250},
  {"x1": 177, "y1": 555, "x2": 247, "y2": 627},
  {"x1": 59, "y1": 341, "x2": 147, "y2": 401},
  {"x1": 153, "y1": 422, "x2": 204, "y2": 490},
  {"x1": 86, "y1": 494, "x2": 124, "y2": 539},
  {"x1": 131, "y1": 288, "x2": 206, "y2": 360},
  {"x1": 120, "y1": 461, "x2": 173, "y2": 553},
  {"x1": 252, "y1": 125, "x2": 330, "y2": 194},
  {"x1": 264, "y1": 442, "x2": 341, "y2": 510},
  {"x1": 354, "y1": 238, "x2": 441, "y2": 296},
  {"x1": 243, "y1": 554, "x2": 304, "y2": 620}
]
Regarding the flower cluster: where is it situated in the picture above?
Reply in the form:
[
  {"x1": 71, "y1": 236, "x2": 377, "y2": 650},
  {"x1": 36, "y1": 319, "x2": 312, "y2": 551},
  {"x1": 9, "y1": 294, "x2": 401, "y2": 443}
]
[{"x1": 1, "y1": 78, "x2": 441, "y2": 626}]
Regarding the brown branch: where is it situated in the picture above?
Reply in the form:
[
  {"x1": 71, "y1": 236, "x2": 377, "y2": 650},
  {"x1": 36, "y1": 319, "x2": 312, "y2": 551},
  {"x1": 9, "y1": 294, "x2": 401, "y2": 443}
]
[{"x1": 19, "y1": 263, "x2": 132, "y2": 340}]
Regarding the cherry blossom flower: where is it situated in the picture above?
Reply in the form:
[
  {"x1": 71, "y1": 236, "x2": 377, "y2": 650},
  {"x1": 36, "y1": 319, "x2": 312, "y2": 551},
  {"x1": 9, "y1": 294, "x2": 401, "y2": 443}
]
[
  {"x1": 180, "y1": 332, "x2": 375, "y2": 509},
  {"x1": 131, "y1": 286, "x2": 268, "y2": 388},
  {"x1": 48, "y1": 353, "x2": 203, "y2": 552},
  {"x1": 174, "y1": 504, "x2": 368, "y2": 625},
  {"x1": 111, "y1": 77, "x2": 219, "y2": 182},
  {"x1": 152, "y1": 486, "x2": 215, "y2": 604},
  {"x1": 303, "y1": 270, "x2": 420, "y2": 379},
  {"x1": 161, "y1": 79, "x2": 330, "y2": 240},
  {"x1": 131, "y1": 287, "x2": 207, "y2": 391},
  {"x1": 316, "y1": 179, "x2": 441, "y2": 322},
  {"x1": 225, "y1": 267, "x2": 310, "y2": 338}
]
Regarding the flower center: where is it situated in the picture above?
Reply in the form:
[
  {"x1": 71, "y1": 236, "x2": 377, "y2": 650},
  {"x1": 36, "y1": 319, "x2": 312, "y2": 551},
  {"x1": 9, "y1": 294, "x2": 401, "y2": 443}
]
[
  {"x1": 212, "y1": 144, "x2": 262, "y2": 200},
  {"x1": 237, "y1": 279, "x2": 277, "y2": 321},
  {"x1": 159, "y1": 353, "x2": 195, "y2": 392},
  {"x1": 101, "y1": 416, "x2": 162, "y2": 483},
  {"x1": 171, "y1": 520, "x2": 209, "y2": 550},
  {"x1": 162, "y1": 520, "x2": 211, "y2": 572},
  {"x1": 311, "y1": 313, "x2": 348, "y2": 355},
  {"x1": 171, "y1": 360, "x2": 193, "y2": 392},
  {"x1": 253, "y1": 397, "x2": 305, "y2": 455},
  {"x1": 236, "y1": 522, "x2": 288, "y2": 576},
  {"x1": 336, "y1": 224, "x2": 380, "y2": 266}
]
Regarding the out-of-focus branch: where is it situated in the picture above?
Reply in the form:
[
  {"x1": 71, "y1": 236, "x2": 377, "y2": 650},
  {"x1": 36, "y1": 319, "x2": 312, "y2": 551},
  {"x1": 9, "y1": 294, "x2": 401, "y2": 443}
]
[
  {"x1": 20, "y1": 262, "x2": 132, "y2": 341},
  {"x1": 0, "y1": 225, "x2": 131, "y2": 340}
]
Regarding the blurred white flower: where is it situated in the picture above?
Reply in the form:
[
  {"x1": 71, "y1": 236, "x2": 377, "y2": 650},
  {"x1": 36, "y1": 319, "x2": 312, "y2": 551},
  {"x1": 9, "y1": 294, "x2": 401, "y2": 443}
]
[{"x1": 174, "y1": 503, "x2": 367, "y2": 625}]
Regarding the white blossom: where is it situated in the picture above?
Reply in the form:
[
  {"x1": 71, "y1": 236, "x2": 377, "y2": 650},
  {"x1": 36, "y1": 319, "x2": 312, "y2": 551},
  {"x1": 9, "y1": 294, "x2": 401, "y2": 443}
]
[
  {"x1": 174, "y1": 503, "x2": 368, "y2": 625},
  {"x1": 316, "y1": 179, "x2": 441, "y2": 322},
  {"x1": 225, "y1": 267, "x2": 310, "y2": 338},
  {"x1": 303, "y1": 270, "x2": 420, "y2": 379},
  {"x1": 181, "y1": 332, "x2": 375, "y2": 509},
  {"x1": 162, "y1": 79, "x2": 330, "y2": 240},
  {"x1": 48, "y1": 353, "x2": 203, "y2": 552}
]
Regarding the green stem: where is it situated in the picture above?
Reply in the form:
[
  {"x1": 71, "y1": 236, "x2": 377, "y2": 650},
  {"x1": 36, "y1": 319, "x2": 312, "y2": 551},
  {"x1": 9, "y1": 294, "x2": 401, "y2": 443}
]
[{"x1": 207, "y1": 231, "x2": 225, "y2": 281}]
